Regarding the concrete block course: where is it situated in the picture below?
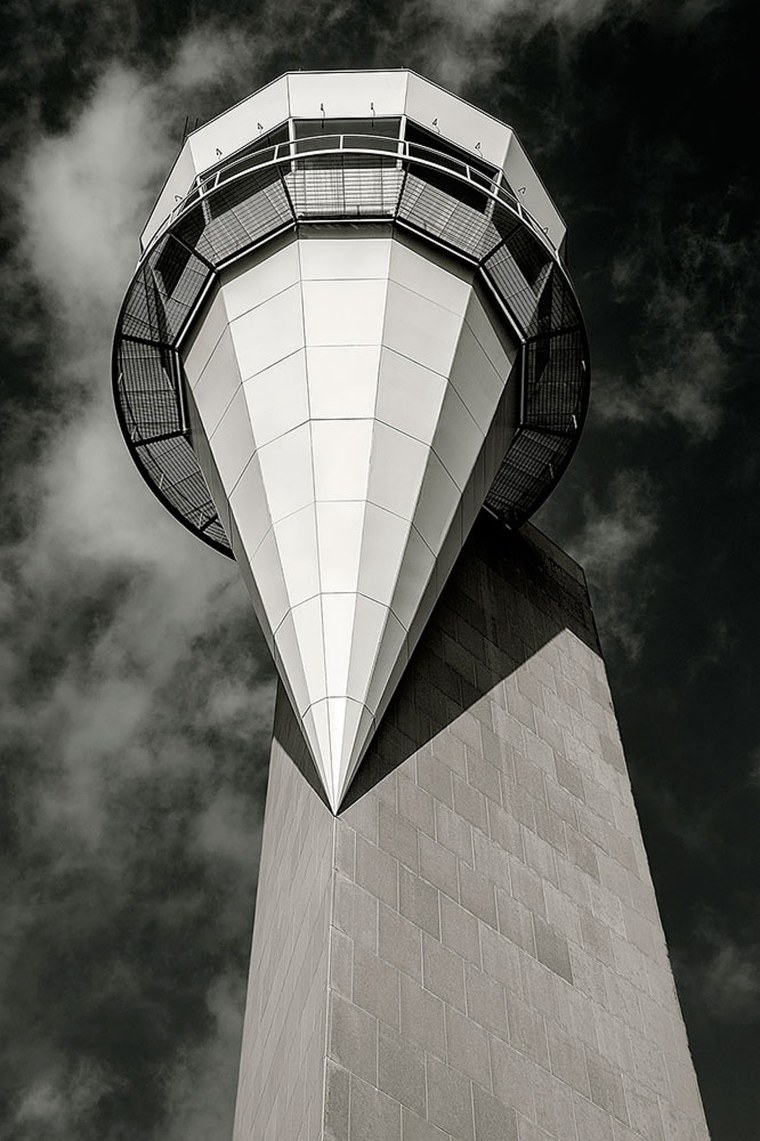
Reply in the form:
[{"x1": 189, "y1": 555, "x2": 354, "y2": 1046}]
[{"x1": 233, "y1": 519, "x2": 710, "y2": 1140}]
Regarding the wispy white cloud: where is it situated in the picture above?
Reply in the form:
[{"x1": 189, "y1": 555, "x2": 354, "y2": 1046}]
[
  {"x1": 163, "y1": 974, "x2": 248, "y2": 1141},
  {"x1": 681, "y1": 924, "x2": 760, "y2": 1023},
  {"x1": 408, "y1": 0, "x2": 723, "y2": 89},
  {"x1": 564, "y1": 469, "x2": 659, "y2": 658},
  {"x1": 597, "y1": 222, "x2": 753, "y2": 441},
  {"x1": 1, "y1": 28, "x2": 274, "y2": 1140}
]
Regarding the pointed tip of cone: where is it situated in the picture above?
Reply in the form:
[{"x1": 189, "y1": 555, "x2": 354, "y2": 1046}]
[{"x1": 300, "y1": 696, "x2": 376, "y2": 813}]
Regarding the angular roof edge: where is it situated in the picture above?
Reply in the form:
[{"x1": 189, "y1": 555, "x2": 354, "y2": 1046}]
[{"x1": 140, "y1": 69, "x2": 565, "y2": 252}]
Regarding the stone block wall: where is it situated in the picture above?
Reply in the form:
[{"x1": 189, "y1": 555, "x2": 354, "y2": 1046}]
[{"x1": 233, "y1": 517, "x2": 710, "y2": 1141}]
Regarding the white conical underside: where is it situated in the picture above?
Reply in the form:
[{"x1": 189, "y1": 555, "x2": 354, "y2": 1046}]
[{"x1": 182, "y1": 235, "x2": 519, "y2": 811}]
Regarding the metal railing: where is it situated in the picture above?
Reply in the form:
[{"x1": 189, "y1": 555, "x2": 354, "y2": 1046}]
[{"x1": 148, "y1": 132, "x2": 556, "y2": 265}]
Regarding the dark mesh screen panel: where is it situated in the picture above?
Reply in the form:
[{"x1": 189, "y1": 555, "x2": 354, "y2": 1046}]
[
  {"x1": 524, "y1": 328, "x2": 586, "y2": 433},
  {"x1": 117, "y1": 339, "x2": 179, "y2": 441}
]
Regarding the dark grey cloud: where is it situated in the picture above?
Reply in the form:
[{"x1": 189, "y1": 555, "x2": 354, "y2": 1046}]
[{"x1": 0, "y1": 1, "x2": 757, "y2": 1138}]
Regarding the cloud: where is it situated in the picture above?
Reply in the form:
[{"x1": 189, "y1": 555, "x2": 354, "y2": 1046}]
[
  {"x1": 0, "y1": 28, "x2": 275, "y2": 1141},
  {"x1": 406, "y1": 0, "x2": 724, "y2": 89},
  {"x1": 597, "y1": 221, "x2": 754, "y2": 442},
  {"x1": 680, "y1": 925, "x2": 760, "y2": 1023},
  {"x1": 565, "y1": 469, "x2": 659, "y2": 658},
  {"x1": 163, "y1": 974, "x2": 248, "y2": 1141}
]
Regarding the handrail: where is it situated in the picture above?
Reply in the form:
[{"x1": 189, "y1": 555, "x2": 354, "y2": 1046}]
[{"x1": 147, "y1": 133, "x2": 555, "y2": 263}]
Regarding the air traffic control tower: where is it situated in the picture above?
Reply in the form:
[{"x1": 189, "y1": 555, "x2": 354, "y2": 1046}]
[{"x1": 113, "y1": 71, "x2": 710, "y2": 1141}]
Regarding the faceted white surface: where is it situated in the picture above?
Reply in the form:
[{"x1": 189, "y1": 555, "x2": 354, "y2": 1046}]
[
  {"x1": 288, "y1": 70, "x2": 408, "y2": 121},
  {"x1": 383, "y1": 282, "x2": 463, "y2": 377},
  {"x1": 221, "y1": 243, "x2": 301, "y2": 321},
  {"x1": 229, "y1": 284, "x2": 304, "y2": 380},
  {"x1": 463, "y1": 291, "x2": 516, "y2": 379},
  {"x1": 229, "y1": 452, "x2": 270, "y2": 556},
  {"x1": 290, "y1": 598, "x2": 327, "y2": 708},
  {"x1": 302, "y1": 279, "x2": 387, "y2": 346},
  {"x1": 300, "y1": 237, "x2": 391, "y2": 281},
  {"x1": 375, "y1": 350, "x2": 447, "y2": 443},
  {"x1": 430, "y1": 385, "x2": 484, "y2": 491},
  {"x1": 189, "y1": 328, "x2": 243, "y2": 437},
  {"x1": 183, "y1": 289, "x2": 229, "y2": 383},
  {"x1": 316, "y1": 502, "x2": 365, "y2": 594},
  {"x1": 307, "y1": 346, "x2": 380, "y2": 419},
  {"x1": 312, "y1": 420, "x2": 373, "y2": 501},
  {"x1": 357, "y1": 504, "x2": 413, "y2": 607},
  {"x1": 389, "y1": 240, "x2": 471, "y2": 316},
  {"x1": 448, "y1": 322, "x2": 509, "y2": 435},
  {"x1": 272, "y1": 506, "x2": 320, "y2": 612},
  {"x1": 256, "y1": 423, "x2": 314, "y2": 523},
  {"x1": 367, "y1": 423, "x2": 430, "y2": 520},
  {"x1": 405, "y1": 71, "x2": 510, "y2": 169},
  {"x1": 188, "y1": 75, "x2": 289, "y2": 174},
  {"x1": 210, "y1": 386, "x2": 255, "y2": 492},
  {"x1": 242, "y1": 351, "x2": 309, "y2": 448},
  {"x1": 183, "y1": 233, "x2": 520, "y2": 810},
  {"x1": 388, "y1": 525, "x2": 436, "y2": 630}
]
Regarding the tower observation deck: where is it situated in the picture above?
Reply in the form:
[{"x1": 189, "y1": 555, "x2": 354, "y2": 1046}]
[{"x1": 113, "y1": 70, "x2": 589, "y2": 811}]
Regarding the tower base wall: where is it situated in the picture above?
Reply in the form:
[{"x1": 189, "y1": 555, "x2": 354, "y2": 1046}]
[{"x1": 233, "y1": 517, "x2": 710, "y2": 1141}]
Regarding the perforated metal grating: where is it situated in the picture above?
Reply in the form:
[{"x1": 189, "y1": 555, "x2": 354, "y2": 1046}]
[{"x1": 113, "y1": 131, "x2": 589, "y2": 555}]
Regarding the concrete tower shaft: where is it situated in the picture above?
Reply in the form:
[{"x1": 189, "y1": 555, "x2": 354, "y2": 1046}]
[{"x1": 113, "y1": 70, "x2": 589, "y2": 810}]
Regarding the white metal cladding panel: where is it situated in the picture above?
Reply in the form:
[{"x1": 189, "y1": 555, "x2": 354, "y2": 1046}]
[
  {"x1": 356, "y1": 503, "x2": 415, "y2": 609},
  {"x1": 447, "y1": 319, "x2": 510, "y2": 434},
  {"x1": 182, "y1": 289, "x2": 230, "y2": 387},
  {"x1": 328, "y1": 697, "x2": 371, "y2": 796},
  {"x1": 315, "y1": 501, "x2": 364, "y2": 594},
  {"x1": 228, "y1": 283, "x2": 305, "y2": 379},
  {"x1": 250, "y1": 527, "x2": 291, "y2": 634},
  {"x1": 504, "y1": 131, "x2": 566, "y2": 248},
  {"x1": 301, "y1": 278, "x2": 388, "y2": 346},
  {"x1": 322, "y1": 593, "x2": 357, "y2": 698},
  {"x1": 365, "y1": 422, "x2": 431, "y2": 520},
  {"x1": 382, "y1": 280, "x2": 464, "y2": 378},
  {"x1": 228, "y1": 452, "x2": 271, "y2": 557},
  {"x1": 307, "y1": 346, "x2": 380, "y2": 419},
  {"x1": 242, "y1": 350, "x2": 309, "y2": 449},
  {"x1": 221, "y1": 242, "x2": 301, "y2": 321},
  {"x1": 405, "y1": 71, "x2": 511, "y2": 168},
  {"x1": 190, "y1": 327, "x2": 243, "y2": 437},
  {"x1": 463, "y1": 289, "x2": 517, "y2": 379},
  {"x1": 271, "y1": 505, "x2": 320, "y2": 613},
  {"x1": 289, "y1": 597, "x2": 327, "y2": 707},
  {"x1": 188, "y1": 75, "x2": 289, "y2": 174},
  {"x1": 363, "y1": 607, "x2": 408, "y2": 712},
  {"x1": 388, "y1": 524, "x2": 437, "y2": 631},
  {"x1": 286, "y1": 70, "x2": 409, "y2": 120},
  {"x1": 411, "y1": 449, "x2": 461, "y2": 552},
  {"x1": 388, "y1": 239, "x2": 473, "y2": 316},
  {"x1": 346, "y1": 595, "x2": 396, "y2": 700},
  {"x1": 312, "y1": 419, "x2": 373, "y2": 502},
  {"x1": 301, "y1": 702, "x2": 330, "y2": 783},
  {"x1": 374, "y1": 349, "x2": 447, "y2": 443},
  {"x1": 272, "y1": 611, "x2": 311, "y2": 718},
  {"x1": 255, "y1": 421, "x2": 313, "y2": 523},
  {"x1": 299, "y1": 236, "x2": 392, "y2": 281},
  {"x1": 429, "y1": 382, "x2": 484, "y2": 491},
  {"x1": 209, "y1": 385, "x2": 255, "y2": 492}
]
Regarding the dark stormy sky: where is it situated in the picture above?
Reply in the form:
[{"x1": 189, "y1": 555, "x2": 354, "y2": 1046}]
[{"x1": 0, "y1": 1, "x2": 757, "y2": 1138}]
